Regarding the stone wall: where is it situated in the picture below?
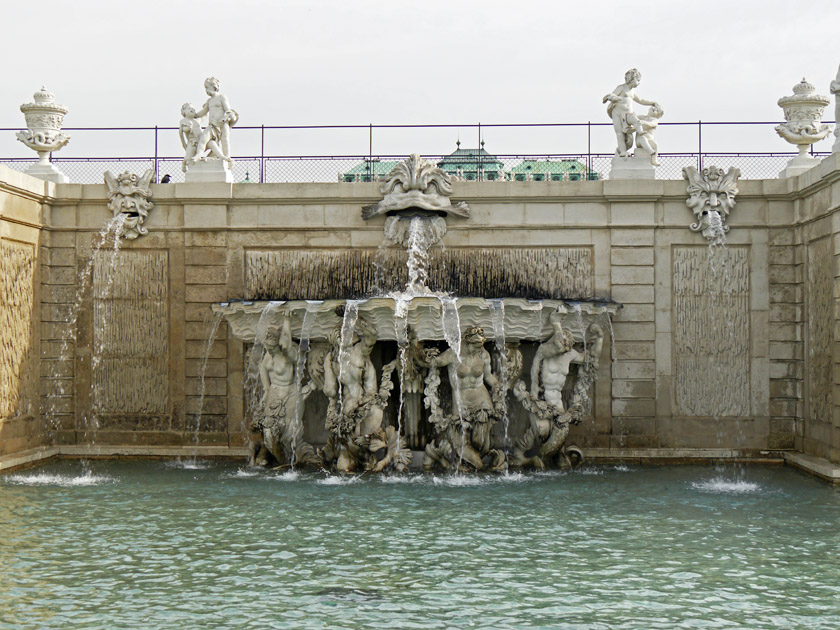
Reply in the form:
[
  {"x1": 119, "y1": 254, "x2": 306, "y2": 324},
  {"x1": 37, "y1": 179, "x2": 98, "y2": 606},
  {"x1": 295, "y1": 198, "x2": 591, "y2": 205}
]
[
  {"x1": 5, "y1": 154, "x2": 840, "y2": 465},
  {"x1": 0, "y1": 167, "x2": 46, "y2": 457}
]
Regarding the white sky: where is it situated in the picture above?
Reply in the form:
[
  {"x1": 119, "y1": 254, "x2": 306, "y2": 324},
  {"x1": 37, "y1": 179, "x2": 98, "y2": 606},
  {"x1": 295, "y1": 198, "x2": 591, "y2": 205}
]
[{"x1": 2, "y1": 0, "x2": 839, "y2": 158}]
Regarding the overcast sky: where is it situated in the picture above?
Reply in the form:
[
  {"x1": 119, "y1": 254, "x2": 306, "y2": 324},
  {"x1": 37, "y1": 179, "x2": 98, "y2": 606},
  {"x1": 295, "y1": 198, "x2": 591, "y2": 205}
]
[{"x1": 2, "y1": 0, "x2": 839, "y2": 158}]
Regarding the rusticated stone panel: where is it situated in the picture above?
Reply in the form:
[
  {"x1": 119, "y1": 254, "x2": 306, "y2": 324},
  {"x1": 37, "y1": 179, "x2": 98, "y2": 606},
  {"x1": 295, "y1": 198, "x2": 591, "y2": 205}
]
[
  {"x1": 673, "y1": 247, "x2": 750, "y2": 417},
  {"x1": 246, "y1": 247, "x2": 593, "y2": 300},
  {"x1": 0, "y1": 240, "x2": 35, "y2": 419},
  {"x1": 92, "y1": 250, "x2": 169, "y2": 414},
  {"x1": 806, "y1": 238, "x2": 831, "y2": 423}
]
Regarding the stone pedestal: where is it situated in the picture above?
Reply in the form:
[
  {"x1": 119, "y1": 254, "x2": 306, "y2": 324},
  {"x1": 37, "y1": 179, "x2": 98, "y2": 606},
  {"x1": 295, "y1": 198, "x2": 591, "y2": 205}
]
[
  {"x1": 608, "y1": 153, "x2": 655, "y2": 180},
  {"x1": 185, "y1": 160, "x2": 234, "y2": 183},
  {"x1": 24, "y1": 162, "x2": 68, "y2": 184},
  {"x1": 778, "y1": 154, "x2": 820, "y2": 179}
]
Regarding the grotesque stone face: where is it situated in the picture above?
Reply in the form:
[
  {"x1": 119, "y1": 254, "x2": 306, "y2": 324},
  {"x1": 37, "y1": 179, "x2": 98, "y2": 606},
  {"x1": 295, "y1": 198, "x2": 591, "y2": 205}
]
[{"x1": 683, "y1": 165, "x2": 740, "y2": 243}]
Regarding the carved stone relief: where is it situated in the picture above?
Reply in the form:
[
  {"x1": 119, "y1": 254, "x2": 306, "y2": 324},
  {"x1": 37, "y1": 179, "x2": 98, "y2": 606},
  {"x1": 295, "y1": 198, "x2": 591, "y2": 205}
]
[
  {"x1": 0, "y1": 240, "x2": 35, "y2": 419},
  {"x1": 673, "y1": 246, "x2": 750, "y2": 417},
  {"x1": 245, "y1": 248, "x2": 593, "y2": 300},
  {"x1": 92, "y1": 250, "x2": 169, "y2": 414},
  {"x1": 806, "y1": 238, "x2": 832, "y2": 423}
]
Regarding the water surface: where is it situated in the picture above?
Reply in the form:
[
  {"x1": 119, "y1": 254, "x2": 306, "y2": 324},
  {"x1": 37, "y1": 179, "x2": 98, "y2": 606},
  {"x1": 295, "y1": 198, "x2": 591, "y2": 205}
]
[{"x1": 1, "y1": 461, "x2": 839, "y2": 629}]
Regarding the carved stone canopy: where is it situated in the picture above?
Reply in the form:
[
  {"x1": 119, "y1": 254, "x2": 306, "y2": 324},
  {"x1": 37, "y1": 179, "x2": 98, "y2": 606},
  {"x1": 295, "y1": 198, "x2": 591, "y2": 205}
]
[{"x1": 361, "y1": 154, "x2": 470, "y2": 220}]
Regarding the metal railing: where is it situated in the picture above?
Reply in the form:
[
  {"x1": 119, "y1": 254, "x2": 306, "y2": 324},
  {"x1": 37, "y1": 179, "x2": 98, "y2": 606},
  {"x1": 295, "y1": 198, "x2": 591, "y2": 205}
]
[{"x1": 0, "y1": 121, "x2": 834, "y2": 183}]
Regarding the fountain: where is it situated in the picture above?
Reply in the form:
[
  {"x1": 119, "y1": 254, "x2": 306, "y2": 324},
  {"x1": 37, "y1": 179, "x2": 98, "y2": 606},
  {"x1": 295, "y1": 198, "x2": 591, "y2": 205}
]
[{"x1": 214, "y1": 155, "x2": 618, "y2": 472}]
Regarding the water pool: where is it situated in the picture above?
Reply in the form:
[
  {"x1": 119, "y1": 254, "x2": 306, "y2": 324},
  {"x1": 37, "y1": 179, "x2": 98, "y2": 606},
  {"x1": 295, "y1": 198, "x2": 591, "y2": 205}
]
[{"x1": 1, "y1": 461, "x2": 839, "y2": 629}]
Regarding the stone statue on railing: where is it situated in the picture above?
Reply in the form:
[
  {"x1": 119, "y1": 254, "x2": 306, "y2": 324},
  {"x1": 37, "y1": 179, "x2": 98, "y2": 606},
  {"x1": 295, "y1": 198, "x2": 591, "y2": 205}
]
[
  {"x1": 104, "y1": 169, "x2": 154, "y2": 240},
  {"x1": 775, "y1": 78, "x2": 831, "y2": 178},
  {"x1": 179, "y1": 77, "x2": 239, "y2": 183},
  {"x1": 603, "y1": 69, "x2": 661, "y2": 179},
  {"x1": 418, "y1": 326, "x2": 510, "y2": 472},
  {"x1": 829, "y1": 65, "x2": 840, "y2": 154},
  {"x1": 16, "y1": 86, "x2": 71, "y2": 183},
  {"x1": 314, "y1": 312, "x2": 411, "y2": 473},
  {"x1": 511, "y1": 316, "x2": 603, "y2": 470},
  {"x1": 254, "y1": 318, "x2": 321, "y2": 468}
]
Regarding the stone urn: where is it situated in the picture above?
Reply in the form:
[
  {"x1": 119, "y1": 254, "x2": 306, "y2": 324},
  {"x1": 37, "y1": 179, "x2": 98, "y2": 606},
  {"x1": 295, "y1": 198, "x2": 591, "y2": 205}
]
[
  {"x1": 15, "y1": 86, "x2": 71, "y2": 183},
  {"x1": 775, "y1": 78, "x2": 831, "y2": 178}
]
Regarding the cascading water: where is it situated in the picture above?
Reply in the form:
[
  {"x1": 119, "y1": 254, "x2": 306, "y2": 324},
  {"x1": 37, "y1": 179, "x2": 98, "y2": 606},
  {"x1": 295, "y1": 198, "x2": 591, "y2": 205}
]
[
  {"x1": 438, "y1": 296, "x2": 467, "y2": 468},
  {"x1": 45, "y1": 214, "x2": 127, "y2": 445},
  {"x1": 488, "y1": 299, "x2": 510, "y2": 450},
  {"x1": 290, "y1": 301, "x2": 319, "y2": 470},
  {"x1": 191, "y1": 310, "x2": 224, "y2": 463},
  {"x1": 337, "y1": 300, "x2": 362, "y2": 414}
]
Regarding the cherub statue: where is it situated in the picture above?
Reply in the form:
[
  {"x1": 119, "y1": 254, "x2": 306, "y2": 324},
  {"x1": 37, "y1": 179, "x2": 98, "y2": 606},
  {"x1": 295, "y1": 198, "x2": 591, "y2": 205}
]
[
  {"x1": 179, "y1": 77, "x2": 239, "y2": 172},
  {"x1": 603, "y1": 68, "x2": 660, "y2": 159},
  {"x1": 418, "y1": 326, "x2": 507, "y2": 472},
  {"x1": 255, "y1": 318, "x2": 320, "y2": 468},
  {"x1": 511, "y1": 316, "x2": 603, "y2": 470},
  {"x1": 103, "y1": 169, "x2": 154, "y2": 240},
  {"x1": 635, "y1": 104, "x2": 664, "y2": 166}
]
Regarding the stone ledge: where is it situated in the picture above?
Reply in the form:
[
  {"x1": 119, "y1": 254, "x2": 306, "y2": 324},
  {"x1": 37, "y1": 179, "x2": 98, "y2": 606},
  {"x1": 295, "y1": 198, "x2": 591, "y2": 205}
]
[
  {"x1": 0, "y1": 446, "x2": 60, "y2": 472},
  {"x1": 784, "y1": 452, "x2": 840, "y2": 483},
  {"x1": 584, "y1": 448, "x2": 785, "y2": 462},
  {"x1": 58, "y1": 445, "x2": 249, "y2": 459}
]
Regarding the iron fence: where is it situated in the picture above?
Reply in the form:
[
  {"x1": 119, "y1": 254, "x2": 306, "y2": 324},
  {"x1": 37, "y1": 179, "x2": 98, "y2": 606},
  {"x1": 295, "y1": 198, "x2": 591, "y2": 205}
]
[{"x1": 0, "y1": 121, "x2": 834, "y2": 183}]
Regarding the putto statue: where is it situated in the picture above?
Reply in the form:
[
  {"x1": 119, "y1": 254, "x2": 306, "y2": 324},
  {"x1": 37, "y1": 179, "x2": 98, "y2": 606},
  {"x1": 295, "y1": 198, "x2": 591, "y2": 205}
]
[
  {"x1": 419, "y1": 326, "x2": 512, "y2": 472},
  {"x1": 683, "y1": 165, "x2": 740, "y2": 245},
  {"x1": 179, "y1": 77, "x2": 239, "y2": 182},
  {"x1": 16, "y1": 86, "x2": 71, "y2": 183},
  {"x1": 254, "y1": 318, "x2": 320, "y2": 468},
  {"x1": 315, "y1": 311, "x2": 411, "y2": 473},
  {"x1": 776, "y1": 78, "x2": 832, "y2": 178},
  {"x1": 603, "y1": 69, "x2": 661, "y2": 164},
  {"x1": 511, "y1": 317, "x2": 603, "y2": 470},
  {"x1": 104, "y1": 169, "x2": 155, "y2": 240}
]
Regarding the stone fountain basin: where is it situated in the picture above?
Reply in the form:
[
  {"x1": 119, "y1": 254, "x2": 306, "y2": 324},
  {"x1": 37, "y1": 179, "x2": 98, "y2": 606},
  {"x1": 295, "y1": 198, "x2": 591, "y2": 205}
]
[{"x1": 212, "y1": 297, "x2": 620, "y2": 343}]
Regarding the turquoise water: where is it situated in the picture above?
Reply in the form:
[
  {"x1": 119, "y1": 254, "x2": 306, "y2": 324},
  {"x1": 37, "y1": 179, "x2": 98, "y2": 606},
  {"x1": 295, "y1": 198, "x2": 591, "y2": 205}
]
[{"x1": 1, "y1": 461, "x2": 839, "y2": 629}]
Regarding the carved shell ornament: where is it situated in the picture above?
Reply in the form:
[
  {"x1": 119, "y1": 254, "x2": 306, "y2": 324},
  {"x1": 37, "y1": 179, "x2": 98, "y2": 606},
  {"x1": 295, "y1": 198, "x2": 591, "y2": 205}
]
[{"x1": 361, "y1": 154, "x2": 470, "y2": 219}]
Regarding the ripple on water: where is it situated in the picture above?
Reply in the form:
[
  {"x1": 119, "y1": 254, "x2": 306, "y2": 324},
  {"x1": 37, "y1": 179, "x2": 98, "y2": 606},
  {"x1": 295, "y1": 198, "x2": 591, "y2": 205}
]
[
  {"x1": 691, "y1": 477, "x2": 761, "y2": 494},
  {"x1": 165, "y1": 459, "x2": 213, "y2": 470},
  {"x1": 3, "y1": 471, "x2": 114, "y2": 487},
  {"x1": 317, "y1": 475, "x2": 361, "y2": 486}
]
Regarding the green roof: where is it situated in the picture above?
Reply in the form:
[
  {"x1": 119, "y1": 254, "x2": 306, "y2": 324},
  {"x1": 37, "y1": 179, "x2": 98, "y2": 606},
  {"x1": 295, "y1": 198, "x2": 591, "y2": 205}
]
[
  {"x1": 437, "y1": 144, "x2": 504, "y2": 171},
  {"x1": 509, "y1": 159, "x2": 587, "y2": 174},
  {"x1": 343, "y1": 160, "x2": 401, "y2": 176}
]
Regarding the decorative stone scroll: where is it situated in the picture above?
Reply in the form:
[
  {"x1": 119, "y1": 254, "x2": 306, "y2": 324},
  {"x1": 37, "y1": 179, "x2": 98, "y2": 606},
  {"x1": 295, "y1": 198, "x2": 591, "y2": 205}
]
[
  {"x1": 0, "y1": 240, "x2": 35, "y2": 419},
  {"x1": 683, "y1": 165, "x2": 740, "y2": 244},
  {"x1": 673, "y1": 246, "x2": 750, "y2": 417},
  {"x1": 92, "y1": 250, "x2": 169, "y2": 414},
  {"x1": 104, "y1": 170, "x2": 155, "y2": 240}
]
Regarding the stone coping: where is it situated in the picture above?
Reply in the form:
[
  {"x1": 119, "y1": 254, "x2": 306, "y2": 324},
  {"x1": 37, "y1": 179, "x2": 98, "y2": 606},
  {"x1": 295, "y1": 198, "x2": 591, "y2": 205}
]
[
  {"x1": 784, "y1": 452, "x2": 840, "y2": 483},
  {"x1": 3, "y1": 447, "x2": 838, "y2": 484}
]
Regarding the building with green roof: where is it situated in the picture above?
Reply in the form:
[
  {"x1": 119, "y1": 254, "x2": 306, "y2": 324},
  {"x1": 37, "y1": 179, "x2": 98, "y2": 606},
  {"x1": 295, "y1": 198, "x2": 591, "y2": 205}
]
[
  {"x1": 341, "y1": 159, "x2": 401, "y2": 182},
  {"x1": 436, "y1": 141, "x2": 505, "y2": 181},
  {"x1": 508, "y1": 158, "x2": 598, "y2": 181}
]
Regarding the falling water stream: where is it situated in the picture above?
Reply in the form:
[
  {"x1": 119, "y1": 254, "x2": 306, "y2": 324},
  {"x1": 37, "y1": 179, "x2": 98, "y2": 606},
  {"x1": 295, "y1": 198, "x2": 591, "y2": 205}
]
[
  {"x1": 488, "y1": 299, "x2": 510, "y2": 450},
  {"x1": 191, "y1": 311, "x2": 224, "y2": 464}
]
